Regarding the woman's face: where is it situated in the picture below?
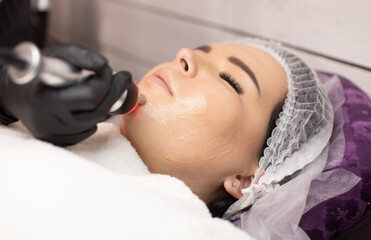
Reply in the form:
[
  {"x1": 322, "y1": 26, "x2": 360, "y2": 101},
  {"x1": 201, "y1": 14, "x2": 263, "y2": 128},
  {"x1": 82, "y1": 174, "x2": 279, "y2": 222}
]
[{"x1": 119, "y1": 44, "x2": 287, "y2": 202}]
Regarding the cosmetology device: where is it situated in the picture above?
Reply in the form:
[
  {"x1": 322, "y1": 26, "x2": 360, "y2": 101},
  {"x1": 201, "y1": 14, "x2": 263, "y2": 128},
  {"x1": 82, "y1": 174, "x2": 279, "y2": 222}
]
[{"x1": 0, "y1": 42, "x2": 146, "y2": 115}]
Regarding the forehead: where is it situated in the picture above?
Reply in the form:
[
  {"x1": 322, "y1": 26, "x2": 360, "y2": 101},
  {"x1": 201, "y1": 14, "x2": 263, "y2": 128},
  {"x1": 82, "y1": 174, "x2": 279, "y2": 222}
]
[{"x1": 209, "y1": 43, "x2": 274, "y2": 63}]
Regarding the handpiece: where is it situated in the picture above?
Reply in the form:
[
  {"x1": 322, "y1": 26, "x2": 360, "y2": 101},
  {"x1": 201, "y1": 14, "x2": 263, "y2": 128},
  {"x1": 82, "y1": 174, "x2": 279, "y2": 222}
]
[{"x1": 0, "y1": 42, "x2": 146, "y2": 115}]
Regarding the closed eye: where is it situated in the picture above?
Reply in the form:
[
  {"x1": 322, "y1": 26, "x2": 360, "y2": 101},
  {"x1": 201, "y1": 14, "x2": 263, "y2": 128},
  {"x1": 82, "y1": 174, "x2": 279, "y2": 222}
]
[{"x1": 219, "y1": 72, "x2": 243, "y2": 94}]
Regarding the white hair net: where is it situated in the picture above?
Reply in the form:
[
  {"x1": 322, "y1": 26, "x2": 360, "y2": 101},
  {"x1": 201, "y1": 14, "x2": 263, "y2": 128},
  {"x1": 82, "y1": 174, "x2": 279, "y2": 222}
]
[{"x1": 220, "y1": 38, "x2": 360, "y2": 239}]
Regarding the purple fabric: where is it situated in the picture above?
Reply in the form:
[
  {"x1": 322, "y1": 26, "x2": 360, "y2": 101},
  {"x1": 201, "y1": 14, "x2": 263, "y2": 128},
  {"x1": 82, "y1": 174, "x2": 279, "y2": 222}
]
[{"x1": 299, "y1": 71, "x2": 371, "y2": 240}]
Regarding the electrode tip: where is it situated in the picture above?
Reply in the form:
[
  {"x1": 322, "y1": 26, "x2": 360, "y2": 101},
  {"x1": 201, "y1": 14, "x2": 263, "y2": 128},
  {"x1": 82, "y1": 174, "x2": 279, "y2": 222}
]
[{"x1": 138, "y1": 94, "x2": 146, "y2": 105}]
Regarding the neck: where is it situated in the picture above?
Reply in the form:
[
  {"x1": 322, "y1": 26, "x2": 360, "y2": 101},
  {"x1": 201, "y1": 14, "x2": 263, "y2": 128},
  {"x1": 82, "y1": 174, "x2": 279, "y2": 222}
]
[
  {"x1": 141, "y1": 156, "x2": 224, "y2": 204},
  {"x1": 181, "y1": 177, "x2": 224, "y2": 204}
]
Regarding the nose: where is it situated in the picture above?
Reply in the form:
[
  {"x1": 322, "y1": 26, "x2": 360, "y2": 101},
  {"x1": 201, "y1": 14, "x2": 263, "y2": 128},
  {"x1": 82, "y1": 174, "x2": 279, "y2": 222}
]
[{"x1": 175, "y1": 48, "x2": 197, "y2": 78}]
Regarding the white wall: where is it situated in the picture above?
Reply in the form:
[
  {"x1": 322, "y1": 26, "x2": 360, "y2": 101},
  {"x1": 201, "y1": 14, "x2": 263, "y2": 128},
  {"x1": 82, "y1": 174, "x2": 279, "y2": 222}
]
[{"x1": 48, "y1": 0, "x2": 371, "y2": 96}]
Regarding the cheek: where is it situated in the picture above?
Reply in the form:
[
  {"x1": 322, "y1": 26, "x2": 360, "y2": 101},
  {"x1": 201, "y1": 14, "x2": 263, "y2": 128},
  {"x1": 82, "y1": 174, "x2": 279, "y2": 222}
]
[
  {"x1": 141, "y1": 94, "x2": 208, "y2": 125},
  {"x1": 169, "y1": 94, "x2": 244, "y2": 163},
  {"x1": 121, "y1": 81, "x2": 245, "y2": 169}
]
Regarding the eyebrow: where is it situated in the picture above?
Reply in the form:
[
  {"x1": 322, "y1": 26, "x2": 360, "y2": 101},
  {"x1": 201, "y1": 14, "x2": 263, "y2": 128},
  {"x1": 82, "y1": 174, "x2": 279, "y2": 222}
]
[
  {"x1": 228, "y1": 56, "x2": 260, "y2": 95},
  {"x1": 195, "y1": 45, "x2": 260, "y2": 95},
  {"x1": 194, "y1": 45, "x2": 212, "y2": 53}
]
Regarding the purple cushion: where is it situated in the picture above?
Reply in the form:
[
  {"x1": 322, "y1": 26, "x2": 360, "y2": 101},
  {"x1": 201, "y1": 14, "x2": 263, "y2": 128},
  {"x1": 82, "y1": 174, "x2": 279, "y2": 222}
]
[{"x1": 299, "y1": 71, "x2": 371, "y2": 239}]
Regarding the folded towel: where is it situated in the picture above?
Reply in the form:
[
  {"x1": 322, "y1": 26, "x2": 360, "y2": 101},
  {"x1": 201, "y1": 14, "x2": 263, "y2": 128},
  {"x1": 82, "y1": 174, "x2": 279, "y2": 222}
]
[{"x1": 0, "y1": 122, "x2": 252, "y2": 240}]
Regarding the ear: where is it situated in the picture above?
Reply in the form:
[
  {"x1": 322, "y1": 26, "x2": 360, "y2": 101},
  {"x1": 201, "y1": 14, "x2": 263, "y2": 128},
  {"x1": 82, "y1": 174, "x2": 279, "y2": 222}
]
[{"x1": 223, "y1": 174, "x2": 255, "y2": 199}]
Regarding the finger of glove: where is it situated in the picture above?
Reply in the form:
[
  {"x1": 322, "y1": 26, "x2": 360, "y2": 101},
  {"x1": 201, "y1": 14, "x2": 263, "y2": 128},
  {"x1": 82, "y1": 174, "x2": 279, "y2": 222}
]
[
  {"x1": 55, "y1": 66, "x2": 113, "y2": 111},
  {"x1": 42, "y1": 43, "x2": 108, "y2": 72},
  {"x1": 50, "y1": 71, "x2": 130, "y2": 129},
  {"x1": 73, "y1": 71, "x2": 132, "y2": 125},
  {"x1": 35, "y1": 111, "x2": 96, "y2": 135},
  {"x1": 41, "y1": 125, "x2": 97, "y2": 146}
]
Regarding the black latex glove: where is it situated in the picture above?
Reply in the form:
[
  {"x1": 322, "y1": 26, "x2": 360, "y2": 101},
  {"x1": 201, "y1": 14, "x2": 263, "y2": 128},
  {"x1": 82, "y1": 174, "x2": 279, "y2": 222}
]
[{"x1": 0, "y1": 43, "x2": 132, "y2": 146}]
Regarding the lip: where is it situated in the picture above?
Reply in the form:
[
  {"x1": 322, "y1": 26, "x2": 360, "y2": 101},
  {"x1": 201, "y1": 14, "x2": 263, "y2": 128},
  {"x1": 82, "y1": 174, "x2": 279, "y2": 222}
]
[{"x1": 145, "y1": 68, "x2": 173, "y2": 95}]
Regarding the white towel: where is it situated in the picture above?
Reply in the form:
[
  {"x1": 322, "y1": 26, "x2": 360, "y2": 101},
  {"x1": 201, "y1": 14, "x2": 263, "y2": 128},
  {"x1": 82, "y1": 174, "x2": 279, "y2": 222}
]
[
  {"x1": 67, "y1": 122, "x2": 149, "y2": 176},
  {"x1": 0, "y1": 122, "x2": 252, "y2": 240}
]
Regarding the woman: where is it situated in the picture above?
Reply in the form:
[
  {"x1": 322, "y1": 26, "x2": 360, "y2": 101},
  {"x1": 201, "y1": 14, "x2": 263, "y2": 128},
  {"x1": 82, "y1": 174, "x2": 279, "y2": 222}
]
[
  {"x1": 119, "y1": 38, "x2": 334, "y2": 237},
  {"x1": 0, "y1": 38, "x2": 335, "y2": 240}
]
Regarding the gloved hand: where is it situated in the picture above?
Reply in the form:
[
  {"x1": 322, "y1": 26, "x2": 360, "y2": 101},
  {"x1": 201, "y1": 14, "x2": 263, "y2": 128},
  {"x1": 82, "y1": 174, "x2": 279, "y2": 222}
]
[{"x1": 0, "y1": 43, "x2": 132, "y2": 146}]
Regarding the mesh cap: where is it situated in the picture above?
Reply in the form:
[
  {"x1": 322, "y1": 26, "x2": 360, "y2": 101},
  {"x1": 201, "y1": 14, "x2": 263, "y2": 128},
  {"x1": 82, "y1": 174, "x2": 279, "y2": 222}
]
[{"x1": 223, "y1": 38, "x2": 333, "y2": 220}]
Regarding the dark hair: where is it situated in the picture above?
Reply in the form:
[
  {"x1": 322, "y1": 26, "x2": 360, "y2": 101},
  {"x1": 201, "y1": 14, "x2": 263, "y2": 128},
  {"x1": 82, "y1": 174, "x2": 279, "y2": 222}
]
[{"x1": 207, "y1": 99, "x2": 285, "y2": 219}]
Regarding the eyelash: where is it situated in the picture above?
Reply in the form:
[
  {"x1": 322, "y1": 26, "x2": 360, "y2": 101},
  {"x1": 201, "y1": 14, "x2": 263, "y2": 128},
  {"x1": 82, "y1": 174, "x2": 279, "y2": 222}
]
[{"x1": 219, "y1": 72, "x2": 243, "y2": 94}]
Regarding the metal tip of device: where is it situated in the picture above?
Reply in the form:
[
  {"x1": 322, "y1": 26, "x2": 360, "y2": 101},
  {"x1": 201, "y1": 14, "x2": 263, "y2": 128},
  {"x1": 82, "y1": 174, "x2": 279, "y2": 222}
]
[{"x1": 138, "y1": 94, "x2": 146, "y2": 105}]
